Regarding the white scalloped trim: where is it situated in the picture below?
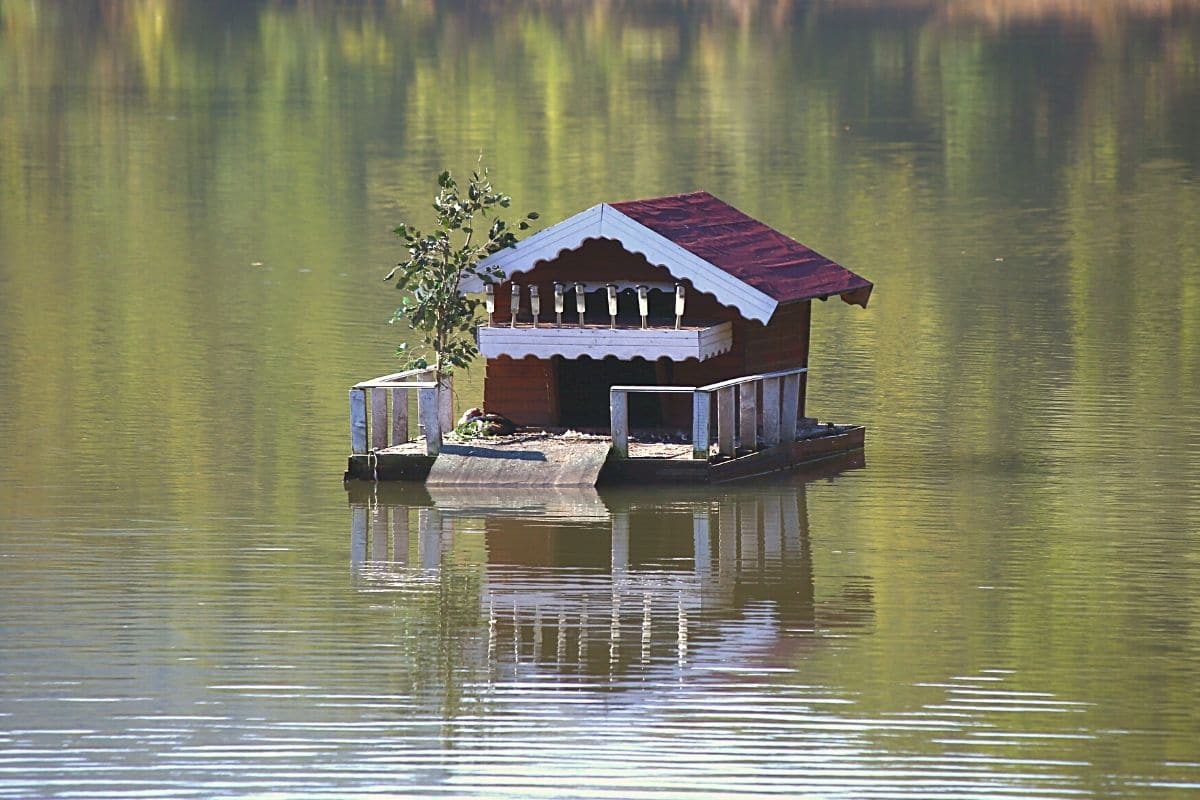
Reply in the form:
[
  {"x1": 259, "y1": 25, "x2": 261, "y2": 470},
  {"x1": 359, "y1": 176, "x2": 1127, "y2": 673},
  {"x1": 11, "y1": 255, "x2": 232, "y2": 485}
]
[
  {"x1": 479, "y1": 322, "x2": 733, "y2": 362},
  {"x1": 464, "y1": 204, "x2": 780, "y2": 323}
]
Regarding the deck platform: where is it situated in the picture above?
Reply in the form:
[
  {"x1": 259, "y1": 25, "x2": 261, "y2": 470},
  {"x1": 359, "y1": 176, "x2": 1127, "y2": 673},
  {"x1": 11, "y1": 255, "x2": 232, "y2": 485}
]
[{"x1": 344, "y1": 424, "x2": 865, "y2": 485}]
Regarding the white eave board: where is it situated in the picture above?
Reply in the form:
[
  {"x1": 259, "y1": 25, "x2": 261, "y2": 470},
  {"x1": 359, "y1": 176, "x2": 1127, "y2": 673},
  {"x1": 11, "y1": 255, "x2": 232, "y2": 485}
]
[{"x1": 478, "y1": 322, "x2": 733, "y2": 361}]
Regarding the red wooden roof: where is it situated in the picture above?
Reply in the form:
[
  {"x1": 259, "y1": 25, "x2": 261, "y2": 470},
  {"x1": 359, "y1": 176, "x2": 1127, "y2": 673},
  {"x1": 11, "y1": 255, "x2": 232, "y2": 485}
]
[{"x1": 609, "y1": 191, "x2": 873, "y2": 308}]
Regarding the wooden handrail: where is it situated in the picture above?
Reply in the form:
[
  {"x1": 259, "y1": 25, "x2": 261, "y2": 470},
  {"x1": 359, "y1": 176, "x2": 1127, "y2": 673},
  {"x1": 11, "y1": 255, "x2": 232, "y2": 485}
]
[
  {"x1": 610, "y1": 384, "x2": 698, "y2": 393},
  {"x1": 353, "y1": 366, "x2": 438, "y2": 389},
  {"x1": 355, "y1": 380, "x2": 437, "y2": 389},
  {"x1": 350, "y1": 368, "x2": 449, "y2": 458},
  {"x1": 610, "y1": 367, "x2": 808, "y2": 461},
  {"x1": 697, "y1": 366, "x2": 807, "y2": 393}
]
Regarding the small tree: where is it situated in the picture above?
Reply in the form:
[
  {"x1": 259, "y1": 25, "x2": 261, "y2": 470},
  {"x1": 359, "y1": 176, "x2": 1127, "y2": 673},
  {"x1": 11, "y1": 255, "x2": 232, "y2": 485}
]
[{"x1": 384, "y1": 166, "x2": 539, "y2": 375}]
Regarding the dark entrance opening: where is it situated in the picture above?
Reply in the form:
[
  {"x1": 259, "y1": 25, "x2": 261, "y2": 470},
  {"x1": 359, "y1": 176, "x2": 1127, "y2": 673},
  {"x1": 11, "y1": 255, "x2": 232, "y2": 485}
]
[{"x1": 556, "y1": 356, "x2": 662, "y2": 430}]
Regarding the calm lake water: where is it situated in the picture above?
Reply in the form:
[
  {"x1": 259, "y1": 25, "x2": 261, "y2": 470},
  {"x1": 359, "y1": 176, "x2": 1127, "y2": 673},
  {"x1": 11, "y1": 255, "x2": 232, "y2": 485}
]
[{"x1": 2, "y1": 1, "x2": 1200, "y2": 797}]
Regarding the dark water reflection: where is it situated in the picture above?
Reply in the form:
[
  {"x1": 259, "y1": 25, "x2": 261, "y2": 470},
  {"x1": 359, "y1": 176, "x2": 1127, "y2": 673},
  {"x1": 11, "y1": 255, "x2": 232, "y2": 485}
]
[
  {"x1": 3, "y1": 1, "x2": 1200, "y2": 797},
  {"x1": 351, "y1": 483, "x2": 868, "y2": 681}
]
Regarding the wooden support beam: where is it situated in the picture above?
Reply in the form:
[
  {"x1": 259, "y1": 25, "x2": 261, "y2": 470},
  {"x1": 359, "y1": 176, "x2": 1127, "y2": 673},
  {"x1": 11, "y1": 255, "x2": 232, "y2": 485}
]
[
  {"x1": 349, "y1": 388, "x2": 367, "y2": 454},
  {"x1": 799, "y1": 370, "x2": 808, "y2": 419},
  {"x1": 691, "y1": 391, "x2": 711, "y2": 460},
  {"x1": 371, "y1": 387, "x2": 389, "y2": 450},
  {"x1": 738, "y1": 381, "x2": 758, "y2": 451},
  {"x1": 717, "y1": 386, "x2": 736, "y2": 457},
  {"x1": 761, "y1": 376, "x2": 781, "y2": 447},
  {"x1": 610, "y1": 388, "x2": 629, "y2": 457},
  {"x1": 437, "y1": 373, "x2": 454, "y2": 433},
  {"x1": 781, "y1": 374, "x2": 801, "y2": 442},
  {"x1": 419, "y1": 386, "x2": 442, "y2": 456},
  {"x1": 391, "y1": 388, "x2": 409, "y2": 445}
]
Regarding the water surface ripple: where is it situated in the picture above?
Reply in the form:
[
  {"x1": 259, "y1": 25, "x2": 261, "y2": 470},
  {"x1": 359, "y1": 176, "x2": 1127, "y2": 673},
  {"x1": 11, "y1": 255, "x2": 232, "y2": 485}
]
[{"x1": 3, "y1": 2, "x2": 1200, "y2": 797}]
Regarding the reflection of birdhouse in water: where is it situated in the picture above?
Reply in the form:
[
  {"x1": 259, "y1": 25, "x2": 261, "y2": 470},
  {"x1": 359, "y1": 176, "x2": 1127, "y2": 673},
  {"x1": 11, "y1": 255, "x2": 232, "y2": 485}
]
[{"x1": 349, "y1": 485, "x2": 874, "y2": 681}]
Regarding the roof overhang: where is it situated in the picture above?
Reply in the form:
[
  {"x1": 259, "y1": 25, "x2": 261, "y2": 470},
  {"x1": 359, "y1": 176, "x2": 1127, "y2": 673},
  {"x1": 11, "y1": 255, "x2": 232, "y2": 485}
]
[{"x1": 463, "y1": 204, "x2": 782, "y2": 323}]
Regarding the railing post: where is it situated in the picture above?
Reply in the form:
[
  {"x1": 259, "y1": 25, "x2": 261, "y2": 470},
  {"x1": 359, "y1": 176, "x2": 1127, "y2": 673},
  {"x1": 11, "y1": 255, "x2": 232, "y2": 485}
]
[
  {"x1": 391, "y1": 388, "x2": 409, "y2": 444},
  {"x1": 717, "y1": 386, "x2": 736, "y2": 457},
  {"x1": 738, "y1": 381, "x2": 758, "y2": 451},
  {"x1": 371, "y1": 387, "x2": 389, "y2": 450},
  {"x1": 799, "y1": 369, "x2": 808, "y2": 420},
  {"x1": 610, "y1": 388, "x2": 629, "y2": 457},
  {"x1": 761, "y1": 376, "x2": 781, "y2": 447},
  {"x1": 349, "y1": 388, "x2": 367, "y2": 454},
  {"x1": 419, "y1": 386, "x2": 442, "y2": 455},
  {"x1": 781, "y1": 373, "x2": 801, "y2": 443},
  {"x1": 691, "y1": 390, "x2": 711, "y2": 460}
]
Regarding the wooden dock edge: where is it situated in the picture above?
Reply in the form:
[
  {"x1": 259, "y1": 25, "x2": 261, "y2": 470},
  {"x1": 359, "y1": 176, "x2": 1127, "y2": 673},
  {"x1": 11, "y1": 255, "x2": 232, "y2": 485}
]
[
  {"x1": 597, "y1": 425, "x2": 866, "y2": 485},
  {"x1": 346, "y1": 426, "x2": 865, "y2": 485},
  {"x1": 708, "y1": 425, "x2": 866, "y2": 482},
  {"x1": 345, "y1": 452, "x2": 436, "y2": 482}
]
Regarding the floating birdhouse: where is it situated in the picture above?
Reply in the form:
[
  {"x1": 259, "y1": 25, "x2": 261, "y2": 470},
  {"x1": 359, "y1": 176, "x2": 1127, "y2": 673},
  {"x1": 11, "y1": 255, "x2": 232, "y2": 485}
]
[{"x1": 347, "y1": 190, "x2": 873, "y2": 485}]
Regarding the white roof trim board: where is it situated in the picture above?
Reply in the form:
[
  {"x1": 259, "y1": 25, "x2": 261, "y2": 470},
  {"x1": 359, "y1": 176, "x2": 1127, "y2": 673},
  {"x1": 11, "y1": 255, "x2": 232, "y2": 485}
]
[{"x1": 462, "y1": 204, "x2": 781, "y2": 323}]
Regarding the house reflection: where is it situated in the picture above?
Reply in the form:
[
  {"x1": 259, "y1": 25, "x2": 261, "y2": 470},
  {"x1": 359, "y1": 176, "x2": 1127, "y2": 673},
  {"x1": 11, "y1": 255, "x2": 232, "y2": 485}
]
[{"x1": 347, "y1": 473, "x2": 872, "y2": 681}]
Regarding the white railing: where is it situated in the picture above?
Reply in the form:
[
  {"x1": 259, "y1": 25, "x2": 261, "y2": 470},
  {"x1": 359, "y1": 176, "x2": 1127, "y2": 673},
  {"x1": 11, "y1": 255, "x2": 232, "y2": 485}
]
[
  {"x1": 486, "y1": 281, "x2": 687, "y2": 330},
  {"x1": 609, "y1": 367, "x2": 808, "y2": 460},
  {"x1": 349, "y1": 367, "x2": 452, "y2": 456}
]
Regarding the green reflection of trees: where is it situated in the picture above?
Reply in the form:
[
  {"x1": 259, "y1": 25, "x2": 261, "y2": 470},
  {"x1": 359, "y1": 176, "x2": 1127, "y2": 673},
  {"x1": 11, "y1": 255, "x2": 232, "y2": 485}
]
[{"x1": 1, "y1": 0, "x2": 1199, "y2": 784}]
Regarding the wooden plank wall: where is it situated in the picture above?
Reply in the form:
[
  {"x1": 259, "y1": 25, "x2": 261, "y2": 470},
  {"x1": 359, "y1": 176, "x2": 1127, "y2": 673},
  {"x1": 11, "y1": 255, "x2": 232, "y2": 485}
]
[{"x1": 483, "y1": 355, "x2": 560, "y2": 426}]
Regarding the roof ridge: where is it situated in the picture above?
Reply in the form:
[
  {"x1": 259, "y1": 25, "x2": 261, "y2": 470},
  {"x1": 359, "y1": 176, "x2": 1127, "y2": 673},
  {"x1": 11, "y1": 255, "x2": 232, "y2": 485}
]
[{"x1": 609, "y1": 189, "x2": 713, "y2": 206}]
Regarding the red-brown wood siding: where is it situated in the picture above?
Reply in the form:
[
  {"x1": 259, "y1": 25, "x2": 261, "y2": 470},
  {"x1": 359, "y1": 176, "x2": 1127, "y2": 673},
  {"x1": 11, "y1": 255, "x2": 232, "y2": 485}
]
[
  {"x1": 742, "y1": 300, "x2": 810, "y2": 417},
  {"x1": 743, "y1": 301, "x2": 811, "y2": 373},
  {"x1": 483, "y1": 356, "x2": 559, "y2": 426},
  {"x1": 661, "y1": 301, "x2": 810, "y2": 427}
]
